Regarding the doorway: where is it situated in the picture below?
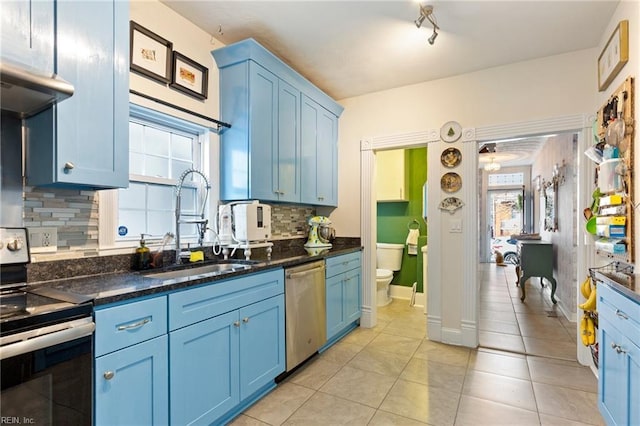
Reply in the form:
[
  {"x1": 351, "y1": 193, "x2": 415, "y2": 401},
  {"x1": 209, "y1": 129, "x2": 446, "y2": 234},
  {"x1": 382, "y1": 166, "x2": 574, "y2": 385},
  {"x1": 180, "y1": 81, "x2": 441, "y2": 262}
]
[{"x1": 360, "y1": 114, "x2": 592, "y2": 363}]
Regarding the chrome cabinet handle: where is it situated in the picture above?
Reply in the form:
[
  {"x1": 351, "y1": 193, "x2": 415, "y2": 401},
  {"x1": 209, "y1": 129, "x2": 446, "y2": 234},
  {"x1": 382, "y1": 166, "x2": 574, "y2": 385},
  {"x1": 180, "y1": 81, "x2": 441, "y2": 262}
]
[
  {"x1": 317, "y1": 196, "x2": 324, "y2": 201},
  {"x1": 117, "y1": 318, "x2": 150, "y2": 331},
  {"x1": 242, "y1": 317, "x2": 250, "y2": 323},
  {"x1": 615, "y1": 309, "x2": 629, "y2": 320},
  {"x1": 233, "y1": 321, "x2": 240, "y2": 327},
  {"x1": 64, "y1": 162, "x2": 74, "y2": 170},
  {"x1": 104, "y1": 371, "x2": 115, "y2": 380},
  {"x1": 611, "y1": 343, "x2": 627, "y2": 354}
]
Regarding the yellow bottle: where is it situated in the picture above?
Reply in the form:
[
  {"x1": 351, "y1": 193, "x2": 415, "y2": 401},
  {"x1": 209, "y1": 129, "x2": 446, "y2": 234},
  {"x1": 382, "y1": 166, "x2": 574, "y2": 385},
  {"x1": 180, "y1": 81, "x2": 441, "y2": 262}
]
[{"x1": 136, "y1": 234, "x2": 151, "y2": 270}]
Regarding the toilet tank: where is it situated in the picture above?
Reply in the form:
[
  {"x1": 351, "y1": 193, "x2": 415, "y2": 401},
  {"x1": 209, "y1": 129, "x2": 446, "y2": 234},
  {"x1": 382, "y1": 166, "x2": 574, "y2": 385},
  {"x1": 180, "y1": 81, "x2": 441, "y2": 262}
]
[{"x1": 376, "y1": 243, "x2": 404, "y2": 271}]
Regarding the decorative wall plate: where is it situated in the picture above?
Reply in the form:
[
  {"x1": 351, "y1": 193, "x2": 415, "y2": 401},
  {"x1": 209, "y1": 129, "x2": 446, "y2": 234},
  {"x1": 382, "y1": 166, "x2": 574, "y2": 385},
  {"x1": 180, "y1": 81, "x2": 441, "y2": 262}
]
[
  {"x1": 440, "y1": 172, "x2": 462, "y2": 193},
  {"x1": 439, "y1": 197, "x2": 465, "y2": 214},
  {"x1": 441, "y1": 147, "x2": 462, "y2": 168},
  {"x1": 440, "y1": 121, "x2": 462, "y2": 143}
]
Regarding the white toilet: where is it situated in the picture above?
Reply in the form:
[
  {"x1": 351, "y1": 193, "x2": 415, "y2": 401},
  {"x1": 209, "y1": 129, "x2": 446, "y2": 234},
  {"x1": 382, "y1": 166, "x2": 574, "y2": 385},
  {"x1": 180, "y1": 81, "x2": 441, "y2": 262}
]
[{"x1": 376, "y1": 243, "x2": 404, "y2": 306}]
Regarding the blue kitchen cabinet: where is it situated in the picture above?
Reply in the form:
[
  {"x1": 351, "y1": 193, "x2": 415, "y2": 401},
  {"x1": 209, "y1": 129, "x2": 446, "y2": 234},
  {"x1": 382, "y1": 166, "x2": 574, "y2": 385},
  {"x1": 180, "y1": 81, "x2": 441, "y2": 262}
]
[
  {"x1": 170, "y1": 311, "x2": 240, "y2": 425},
  {"x1": 0, "y1": 0, "x2": 54, "y2": 74},
  {"x1": 239, "y1": 296, "x2": 286, "y2": 400},
  {"x1": 168, "y1": 269, "x2": 285, "y2": 425},
  {"x1": 324, "y1": 252, "x2": 362, "y2": 345},
  {"x1": 94, "y1": 296, "x2": 169, "y2": 426},
  {"x1": 597, "y1": 281, "x2": 640, "y2": 426},
  {"x1": 301, "y1": 94, "x2": 338, "y2": 206},
  {"x1": 213, "y1": 38, "x2": 342, "y2": 206},
  {"x1": 25, "y1": 0, "x2": 129, "y2": 189},
  {"x1": 95, "y1": 336, "x2": 169, "y2": 426},
  {"x1": 215, "y1": 59, "x2": 299, "y2": 203}
]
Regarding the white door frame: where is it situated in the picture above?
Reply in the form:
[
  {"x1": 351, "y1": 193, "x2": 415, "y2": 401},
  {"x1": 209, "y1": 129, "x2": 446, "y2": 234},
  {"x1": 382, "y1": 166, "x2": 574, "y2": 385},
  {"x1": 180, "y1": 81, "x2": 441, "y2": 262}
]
[{"x1": 360, "y1": 114, "x2": 594, "y2": 362}]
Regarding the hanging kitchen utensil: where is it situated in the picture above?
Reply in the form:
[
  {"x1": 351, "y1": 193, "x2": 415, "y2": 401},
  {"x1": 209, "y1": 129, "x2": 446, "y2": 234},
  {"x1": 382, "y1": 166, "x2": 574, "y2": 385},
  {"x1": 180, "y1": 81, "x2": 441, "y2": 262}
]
[
  {"x1": 616, "y1": 90, "x2": 629, "y2": 154},
  {"x1": 605, "y1": 96, "x2": 620, "y2": 147}
]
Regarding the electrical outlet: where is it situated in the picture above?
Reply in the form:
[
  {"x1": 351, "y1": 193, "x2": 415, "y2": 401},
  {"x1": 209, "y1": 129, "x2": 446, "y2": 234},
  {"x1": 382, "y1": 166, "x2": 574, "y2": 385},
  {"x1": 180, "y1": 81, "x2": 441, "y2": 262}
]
[{"x1": 28, "y1": 227, "x2": 58, "y2": 253}]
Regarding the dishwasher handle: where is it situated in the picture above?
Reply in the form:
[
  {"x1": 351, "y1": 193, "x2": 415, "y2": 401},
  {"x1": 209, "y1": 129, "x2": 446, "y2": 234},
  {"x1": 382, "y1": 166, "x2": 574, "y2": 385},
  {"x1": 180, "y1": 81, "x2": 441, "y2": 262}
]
[{"x1": 286, "y1": 265, "x2": 325, "y2": 279}]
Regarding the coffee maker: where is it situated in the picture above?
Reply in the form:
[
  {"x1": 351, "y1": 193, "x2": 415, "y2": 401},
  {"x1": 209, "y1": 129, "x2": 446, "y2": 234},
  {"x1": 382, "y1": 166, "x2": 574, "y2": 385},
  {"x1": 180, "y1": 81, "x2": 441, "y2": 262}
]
[{"x1": 304, "y1": 216, "x2": 334, "y2": 248}]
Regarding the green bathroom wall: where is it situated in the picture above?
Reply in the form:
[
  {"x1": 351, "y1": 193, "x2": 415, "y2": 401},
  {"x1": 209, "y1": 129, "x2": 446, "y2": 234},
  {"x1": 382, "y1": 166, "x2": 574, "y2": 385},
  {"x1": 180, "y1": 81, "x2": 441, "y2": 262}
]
[{"x1": 377, "y1": 147, "x2": 428, "y2": 292}]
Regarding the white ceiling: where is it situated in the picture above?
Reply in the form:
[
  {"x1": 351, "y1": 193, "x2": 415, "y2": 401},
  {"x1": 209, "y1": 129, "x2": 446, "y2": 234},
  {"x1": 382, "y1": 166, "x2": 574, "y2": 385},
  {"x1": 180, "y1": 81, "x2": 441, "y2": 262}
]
[
  {"x1": 161, "y1": 0, "x2": 617, "y2": 166},
  {"x1": 161, "y1": 0, "x2": 619, "y2": 100}
]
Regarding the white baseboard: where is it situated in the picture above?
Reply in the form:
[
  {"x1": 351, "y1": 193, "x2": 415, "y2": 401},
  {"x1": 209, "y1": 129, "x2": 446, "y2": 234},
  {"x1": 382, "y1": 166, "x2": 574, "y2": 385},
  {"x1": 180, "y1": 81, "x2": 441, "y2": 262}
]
[{"x1": 389, "y1": 284, "x2": 425, "y2": 309}]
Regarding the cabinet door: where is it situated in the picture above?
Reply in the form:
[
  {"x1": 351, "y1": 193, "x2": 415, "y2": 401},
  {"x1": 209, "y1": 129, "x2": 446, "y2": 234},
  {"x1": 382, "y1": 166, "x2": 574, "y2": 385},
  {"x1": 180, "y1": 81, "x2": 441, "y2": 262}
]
[
  {"x1": 95, "y1": 335, "x2": 168, "y2": 426},
  {"x1": 276, "y1": 79, "x2": 300, "y2": 202},
  {"x1": 239, "y1": 295, "x2": 285, "y2": 399},
  {"x1": 170, "y1": 311, "x2": 240, "y2": 426},
  {"x1": 343, "y1": 268, "x2": 362, "y2": 325},
  {"x1": 26, "y1": 0, "x2": 129, "y2": 189},
  {"x1": 0, "y1": 0, "x2": 54, "y2": 73},
  {"x1": 301, "y1": 95, "x2": 338, "y2": 206},
  {"x1": 248, "y1": 62, "x2": 279, "y2": 201},
  {"x1": 599, "y1": 319, "x2": 629, "y2": 426},
  {"x1": 376, "y1": 150, "x2": 407, "y2": 201},
  {"x1": 326, "y1": 274, "x2": 345, "y2": 340}
]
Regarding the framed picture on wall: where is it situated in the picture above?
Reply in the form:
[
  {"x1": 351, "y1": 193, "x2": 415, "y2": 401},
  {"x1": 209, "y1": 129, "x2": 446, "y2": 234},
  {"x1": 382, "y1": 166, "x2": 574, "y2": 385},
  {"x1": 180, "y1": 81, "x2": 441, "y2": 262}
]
[
  {"x1": 130, "y1": 21, "x2": 173, "y2": 84},
  {"x1": 597, "y1": 20, "x2": 629, "y2": 92},
  {"x1": 169, "y1": 52, "x2": 209, "y2": 100}
]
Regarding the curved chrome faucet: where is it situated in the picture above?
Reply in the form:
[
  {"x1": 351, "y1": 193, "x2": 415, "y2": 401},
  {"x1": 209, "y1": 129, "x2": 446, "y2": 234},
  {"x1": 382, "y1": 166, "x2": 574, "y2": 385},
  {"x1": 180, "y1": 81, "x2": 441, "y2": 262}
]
[{"x1": 175, "y1": 168, "x2": 211, "y2": 264}]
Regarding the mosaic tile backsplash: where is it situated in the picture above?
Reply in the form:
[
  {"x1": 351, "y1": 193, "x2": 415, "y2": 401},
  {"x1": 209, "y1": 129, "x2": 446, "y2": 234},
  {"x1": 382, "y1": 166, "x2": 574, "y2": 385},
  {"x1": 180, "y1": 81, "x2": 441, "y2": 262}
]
[{"x1": 23, "y1": 187, "x2": 315, "y2": 261}]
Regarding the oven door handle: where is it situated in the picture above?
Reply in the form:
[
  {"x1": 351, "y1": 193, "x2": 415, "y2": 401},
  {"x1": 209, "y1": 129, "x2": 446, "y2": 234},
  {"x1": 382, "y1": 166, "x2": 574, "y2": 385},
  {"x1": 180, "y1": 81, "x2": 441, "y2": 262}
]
[{"x1": 0, "y1": 321, "x2": 95, "y2": 360}]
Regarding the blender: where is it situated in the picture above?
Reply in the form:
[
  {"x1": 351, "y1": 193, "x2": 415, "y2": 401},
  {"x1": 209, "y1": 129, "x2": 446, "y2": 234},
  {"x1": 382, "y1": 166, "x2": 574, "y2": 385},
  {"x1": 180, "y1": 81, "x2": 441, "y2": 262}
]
[{"x1": 304, "y1": 216, "x2": 334, "y2": 248}]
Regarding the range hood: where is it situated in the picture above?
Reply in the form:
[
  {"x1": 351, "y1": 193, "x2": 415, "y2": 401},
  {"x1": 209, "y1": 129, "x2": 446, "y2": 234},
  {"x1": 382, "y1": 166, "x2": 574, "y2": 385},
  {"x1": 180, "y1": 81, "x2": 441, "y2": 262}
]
[{"x1": 0, "y1": 61, "x2": 74, "y2": 118}]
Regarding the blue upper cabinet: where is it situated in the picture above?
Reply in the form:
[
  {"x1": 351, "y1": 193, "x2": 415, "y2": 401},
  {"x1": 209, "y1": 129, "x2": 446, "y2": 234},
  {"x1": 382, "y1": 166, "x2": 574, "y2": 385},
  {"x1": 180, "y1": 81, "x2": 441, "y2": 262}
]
[
  {"x1": 24, "y1": 0, "x2": 129, "y2": 189},
  {"x1": 213, "y1": 38, "x2": 342, "y2": 206},
  {"x1": 0, "y1": 0, "x2": 54, "y2": 74},
  {"x1": 301, "y1": 95, "x2": 338, "y2": 206}
]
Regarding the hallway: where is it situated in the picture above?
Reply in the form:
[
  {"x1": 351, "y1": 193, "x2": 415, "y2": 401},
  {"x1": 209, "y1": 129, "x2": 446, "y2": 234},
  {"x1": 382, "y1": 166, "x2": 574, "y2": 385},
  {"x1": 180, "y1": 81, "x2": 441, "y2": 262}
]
[{"x1": 230, "y1": 262, "x2": 602, "y2": 425}]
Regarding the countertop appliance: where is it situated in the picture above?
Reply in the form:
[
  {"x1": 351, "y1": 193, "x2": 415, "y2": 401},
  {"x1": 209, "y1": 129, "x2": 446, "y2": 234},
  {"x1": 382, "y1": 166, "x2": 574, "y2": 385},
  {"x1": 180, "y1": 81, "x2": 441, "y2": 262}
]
[
  {"x1": 0, "y1": 227, "x2": 94, "y2": 425},
  {"x1": 233, "y1": 201, "x2": 271, "y2": 242},
  {"x1": 304, "y1": 216, "x2": 334, "y2": 248},
  {"x1": 283, "y1": 261, "x2": 326, "y2": 372}
]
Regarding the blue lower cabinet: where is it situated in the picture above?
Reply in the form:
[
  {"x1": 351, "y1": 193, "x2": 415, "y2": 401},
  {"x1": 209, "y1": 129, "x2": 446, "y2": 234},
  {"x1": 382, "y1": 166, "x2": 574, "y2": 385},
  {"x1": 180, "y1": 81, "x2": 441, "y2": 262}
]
[
  {"x1": 170, "y1": 311, "x2": 240, "y2": 425},
  {"x1": 94, "y1": 335, "x2": 168, "y2": 426},
  {"x1": 239, "y1": 295, "x2": 285, "y2": 399},
  {"x1": 170, "y1": 296, "x2": 285, "y2": 425},
  {"x1": 324, "y1": 252, "x2": 362, "y2": 345}
]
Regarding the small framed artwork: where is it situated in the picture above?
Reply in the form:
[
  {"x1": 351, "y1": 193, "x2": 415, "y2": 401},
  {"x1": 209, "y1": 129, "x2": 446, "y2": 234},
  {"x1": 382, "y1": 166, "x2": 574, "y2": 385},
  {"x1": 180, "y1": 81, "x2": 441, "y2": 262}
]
[
  {"x1": 597, "y1": 20, "x2": 629, "y2": 92},
  {"x1": 169, "y1": 52, "x2": 209, "y2": 100},
  {"x1": 130, "y1": 21, "x2": 173, "y2": 83}
]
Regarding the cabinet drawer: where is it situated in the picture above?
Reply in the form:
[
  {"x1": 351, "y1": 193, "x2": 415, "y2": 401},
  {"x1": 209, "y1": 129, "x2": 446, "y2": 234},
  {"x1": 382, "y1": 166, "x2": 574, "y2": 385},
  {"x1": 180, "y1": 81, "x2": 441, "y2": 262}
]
[
  {"x1": 326, "y1": 252, "x2": 361, "y2": 278},
  {"x1": 95, "y1": 296, "x2": 167, "y2": 356},
  {"x1": 597, "y1": 283, "x2": 640, "y2": 345},
  {"x1": 169, "y1": 269, "x2": 284, "y2": 331}
]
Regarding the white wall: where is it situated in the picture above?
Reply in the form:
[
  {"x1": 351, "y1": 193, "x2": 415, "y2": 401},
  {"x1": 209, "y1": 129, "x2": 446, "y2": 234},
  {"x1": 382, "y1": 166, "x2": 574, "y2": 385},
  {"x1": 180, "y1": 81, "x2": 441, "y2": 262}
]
[
  {"x1": 595, "y1": 1, "x2": 639, "y2": 264},
  {"x1": 334, "y1": 48, "x2": 598, "y2": 236}
]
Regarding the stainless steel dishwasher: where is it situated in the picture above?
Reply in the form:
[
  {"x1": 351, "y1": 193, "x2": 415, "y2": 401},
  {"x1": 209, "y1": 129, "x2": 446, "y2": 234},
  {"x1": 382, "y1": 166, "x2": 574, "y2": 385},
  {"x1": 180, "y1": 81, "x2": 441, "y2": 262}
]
[{"x1": 284, "y1": 261, "x2": 326, "y2": 371}]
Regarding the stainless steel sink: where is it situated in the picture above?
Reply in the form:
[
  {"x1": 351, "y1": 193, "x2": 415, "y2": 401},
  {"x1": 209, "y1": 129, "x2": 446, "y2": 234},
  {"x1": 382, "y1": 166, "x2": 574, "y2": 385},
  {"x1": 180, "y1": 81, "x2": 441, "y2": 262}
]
[{"x1": 144, "y1": 262, "x2": 253, "y2": 281}]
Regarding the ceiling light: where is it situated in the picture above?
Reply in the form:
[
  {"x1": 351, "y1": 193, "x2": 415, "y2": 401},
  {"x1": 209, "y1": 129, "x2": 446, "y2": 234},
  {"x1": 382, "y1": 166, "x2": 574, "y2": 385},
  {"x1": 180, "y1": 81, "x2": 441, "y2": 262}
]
[
  {"x1": 415, "y1": 4, "x2": 440, "y2": 45},
  {"x1": 484, "y1": 157, "x2": 501, "y2": 172},
  {"x1": 428, "y1": 30, "x2": 438, "y2": 45}
]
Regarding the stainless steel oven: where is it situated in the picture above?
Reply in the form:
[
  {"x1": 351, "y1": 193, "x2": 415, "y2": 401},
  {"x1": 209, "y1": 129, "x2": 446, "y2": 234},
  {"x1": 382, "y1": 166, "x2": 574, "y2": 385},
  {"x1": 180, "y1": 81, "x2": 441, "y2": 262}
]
[{"x1": 0, "y1": 227, "x2": 95, "y2": 425}]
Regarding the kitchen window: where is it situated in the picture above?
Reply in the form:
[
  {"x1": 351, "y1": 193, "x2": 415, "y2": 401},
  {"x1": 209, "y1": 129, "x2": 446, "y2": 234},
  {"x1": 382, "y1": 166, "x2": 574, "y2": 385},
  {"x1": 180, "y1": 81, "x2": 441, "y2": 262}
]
[{"x1": 99, "y1": 105, "x2": 211, "y2": 251}]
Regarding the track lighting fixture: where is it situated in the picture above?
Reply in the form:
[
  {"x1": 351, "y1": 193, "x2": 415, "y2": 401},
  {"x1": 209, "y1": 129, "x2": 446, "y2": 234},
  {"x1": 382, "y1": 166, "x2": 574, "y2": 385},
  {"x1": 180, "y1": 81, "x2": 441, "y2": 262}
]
[
  {"x1": 428, "y1": 30, "x2": 438, "y2": 45},
  {"x1": 415, "y1": 4, "x2": 440, "y2": 45}
]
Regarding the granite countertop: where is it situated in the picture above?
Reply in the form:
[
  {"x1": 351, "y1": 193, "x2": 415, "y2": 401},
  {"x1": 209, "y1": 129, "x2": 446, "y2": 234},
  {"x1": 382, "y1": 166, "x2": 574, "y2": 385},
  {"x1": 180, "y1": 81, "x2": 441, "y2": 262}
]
[
  {"x1": 595, "y1": 270, "x2": 640, "y2": 304},
  {"x1": 28, "y1": 240, "x2": 362, "y2": 306}
]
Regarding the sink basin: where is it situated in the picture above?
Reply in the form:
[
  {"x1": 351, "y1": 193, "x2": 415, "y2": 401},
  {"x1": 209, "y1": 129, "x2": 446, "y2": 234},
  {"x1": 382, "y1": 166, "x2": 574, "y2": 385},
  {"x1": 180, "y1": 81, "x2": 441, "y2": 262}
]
[{"x1": 144, "y1": 262, "x2": 253, "y2": 281}]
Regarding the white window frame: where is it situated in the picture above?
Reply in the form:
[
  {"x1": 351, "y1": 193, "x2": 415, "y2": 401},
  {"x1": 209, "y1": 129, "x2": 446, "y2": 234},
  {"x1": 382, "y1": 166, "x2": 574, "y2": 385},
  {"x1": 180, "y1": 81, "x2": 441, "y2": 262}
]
[{"x1": 99, "y1": 104, "x2": 212, "y2": 254}]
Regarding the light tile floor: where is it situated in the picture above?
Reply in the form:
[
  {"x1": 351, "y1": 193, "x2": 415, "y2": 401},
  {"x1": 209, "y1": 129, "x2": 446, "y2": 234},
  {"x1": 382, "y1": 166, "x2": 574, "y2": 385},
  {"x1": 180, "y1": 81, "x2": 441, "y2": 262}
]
[{"x1": 229, "y1": 264, "x2": 603, "y2": 425}]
